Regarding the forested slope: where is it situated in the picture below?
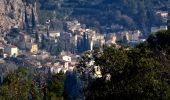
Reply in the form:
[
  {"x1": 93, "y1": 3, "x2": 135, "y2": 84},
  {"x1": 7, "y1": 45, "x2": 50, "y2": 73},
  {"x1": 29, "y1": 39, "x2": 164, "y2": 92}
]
[{"x1": 38, "y1": 0, "x2": 169, "y2": 34}]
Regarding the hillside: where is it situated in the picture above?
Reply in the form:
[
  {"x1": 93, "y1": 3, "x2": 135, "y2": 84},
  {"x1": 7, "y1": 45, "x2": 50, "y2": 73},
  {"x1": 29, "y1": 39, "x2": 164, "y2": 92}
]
[{"x1": 38, "y1": 0, "x2": 169, "y2": 35}]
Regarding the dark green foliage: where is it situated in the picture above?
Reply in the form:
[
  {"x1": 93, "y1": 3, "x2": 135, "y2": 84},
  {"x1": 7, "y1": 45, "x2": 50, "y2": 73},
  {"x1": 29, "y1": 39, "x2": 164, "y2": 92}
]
[
  {"x1": 147, "y1": 30, "x2": 170, "y2": 50},
  {"x1": 77, "y1": 27, "x2": 170, "y2": 100},
  {"x1": 77, "y1": 33, "x2": 90, "y2": 53},
  {"x1": 38, "y1": 0, "x2": 166, "y2": 33},
  {"x1": 167, "y1": 20, "x2": 170, "y2": 33},
  {"x1": 47, "y1": 72, "x2": 65, "y2": 100},
  {"x1": 32, "y1": 7, "x2": 36, "y2": 31},
  {"x1": 35, "y1": 31, "x2": 39, "y2": 43},
  {"x1": 0, "y1": 67, "x2": 41, "y2": 100},
  {"x1": 64, "y1": 72, "x2": 82, "y2": 99},
  {"x1": 23, "y1": 0, "x2": 36, "y2": 5},
  {"x1": 0, "y1": 67, "x2": 65, "y2": 100},
  {"x1": 24, "y1": 6, "x2": 29, "y2": 31},
  {"x1": 41, "y1": 34, "x2": 49, "y2": 49}
]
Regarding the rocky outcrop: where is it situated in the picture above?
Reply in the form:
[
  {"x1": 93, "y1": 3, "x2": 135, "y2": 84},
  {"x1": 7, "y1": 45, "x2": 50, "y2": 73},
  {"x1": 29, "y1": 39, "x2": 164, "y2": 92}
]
[{"x1": 0, "y1": 0, "x2": 37, "y2": 31}]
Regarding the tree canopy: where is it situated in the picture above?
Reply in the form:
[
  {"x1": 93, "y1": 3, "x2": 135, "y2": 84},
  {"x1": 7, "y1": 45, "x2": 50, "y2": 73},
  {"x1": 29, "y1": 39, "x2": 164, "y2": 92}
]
[{"x1": 77, "y1": 27, "x2": 170, "y2": 100}]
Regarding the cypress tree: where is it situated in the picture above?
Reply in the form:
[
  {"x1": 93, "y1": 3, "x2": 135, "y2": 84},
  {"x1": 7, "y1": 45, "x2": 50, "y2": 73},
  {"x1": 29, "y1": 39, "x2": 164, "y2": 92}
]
[
  {"x1": 86, "y1": 34, "x2": 90, "y2": 50},
  {"x1": 82, "y1": 32, "x2": 87, "y2": 51},
  {"x1": 47, "y1": 28, "x2": 49, "y2": 37},
  {"x1": 41, "y1": 35, "x2": 47, "y2": 49},
  {"x1": 32, "y1": 7, "x2": 36, "y2": 32},
  {"x1": 24, "y1": 5, "x2": 29, "y2": 31},
  {"x1": 77, "y1": 40, "x2": 80, "y2": 53},
  {"x1": 167, "y1": 20, "x2": 170, "y2": 32},
  {"x1": 81, "y1": 38, "x2": 84, "y2": 53},
  {"x1": 76, "y1": 33, "x2": 91, "y2": 53},
  {"x1": 35, "y1": 31, "x2": 39, "y2": 43}
]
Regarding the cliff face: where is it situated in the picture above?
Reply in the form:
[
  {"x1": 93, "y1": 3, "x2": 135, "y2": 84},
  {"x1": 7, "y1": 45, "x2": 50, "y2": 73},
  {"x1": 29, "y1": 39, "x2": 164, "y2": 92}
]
[{"x1": 0, "y1": 0, "x2": 37, "y2": 31}]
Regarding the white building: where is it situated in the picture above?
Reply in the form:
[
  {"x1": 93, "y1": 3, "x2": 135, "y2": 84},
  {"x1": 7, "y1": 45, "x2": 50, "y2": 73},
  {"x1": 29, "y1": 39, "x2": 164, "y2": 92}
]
[
  {"x1": 151, "y1": 26, "x2": 167, "y2": 33},
  {"x1": 156, "y1": 11, "x2": 168, "y2": 18},
  {"x1": 4, "y1": 45, "x2": 18, "y2": 57},
  {"x1": 0, "y1": 45, "x2": 4, "y2": 56},
  {"x1": 49, "y1": 31, "x2": 60, "y2": 38},
  {"x1": 62, "y1": 55, "x2": 71, "y2": 62},
  {"x1": 51, "y1": 67, "x2": 63, "y2": 74}
]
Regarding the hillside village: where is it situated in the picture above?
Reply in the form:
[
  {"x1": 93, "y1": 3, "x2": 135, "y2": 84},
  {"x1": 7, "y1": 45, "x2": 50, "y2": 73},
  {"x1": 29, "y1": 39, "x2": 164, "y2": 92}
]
[
  {"x1": 0, "y1": 0, "x2": 169, "y2": 84},
  {"x1": 0, "y1": 0, "x2": 170, "y2": 99}
]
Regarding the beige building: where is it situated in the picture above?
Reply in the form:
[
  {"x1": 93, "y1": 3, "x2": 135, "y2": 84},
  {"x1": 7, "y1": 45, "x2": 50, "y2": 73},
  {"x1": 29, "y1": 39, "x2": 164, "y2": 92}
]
[
  {"x1": 94, "y1": 66, "x2": 102, "y2": 78},
  {"x1": 123, "y1": 32, "x2": 130, "y2": 42},
  {"x1": 31, "y1": 43, "x2": 38, "y2": 54},
  {"x1": 129, "y1": 30, "x2": 141, "y2": 41},
  {"x1": 106, "y1": 35, "x2": 117, "y2": 45},
  {"x1": 19, "y1": 32, "x2": 31, "y2": 42},
  {"x1": 27, "y1": 43, "x2": 38, "y2": 54},
  {"x1": 90, "y1": 34, "x2": 105, "y2": 50},
  {"x1": 111, "y1": 34, "x2": 117, "y2": 44}
]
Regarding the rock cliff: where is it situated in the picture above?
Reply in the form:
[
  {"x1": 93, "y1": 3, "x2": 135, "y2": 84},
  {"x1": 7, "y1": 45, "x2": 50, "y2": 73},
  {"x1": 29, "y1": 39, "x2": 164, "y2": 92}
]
[{"x1": 0, "y1": 0, "x2": 37, "y2": 31}]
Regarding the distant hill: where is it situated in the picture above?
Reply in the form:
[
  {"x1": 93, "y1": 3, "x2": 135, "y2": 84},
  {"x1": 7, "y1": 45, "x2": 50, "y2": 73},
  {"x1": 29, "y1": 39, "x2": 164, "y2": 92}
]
[{"x1": 38, "y1": 0, "x2": 169, "y2": 35}]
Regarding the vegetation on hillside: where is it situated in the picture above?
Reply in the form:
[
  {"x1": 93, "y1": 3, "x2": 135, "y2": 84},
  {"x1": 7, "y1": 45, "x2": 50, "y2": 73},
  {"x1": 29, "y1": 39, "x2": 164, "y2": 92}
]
[
  {"x1": 77, "y1": 22, "x2": 170, "y2": 100},
  {"x1": 0, "y1": 67, "x2": 65, "y2": 100},
  {"x1": 38, "y1": 0, "x2": 168, "y2": 34}
]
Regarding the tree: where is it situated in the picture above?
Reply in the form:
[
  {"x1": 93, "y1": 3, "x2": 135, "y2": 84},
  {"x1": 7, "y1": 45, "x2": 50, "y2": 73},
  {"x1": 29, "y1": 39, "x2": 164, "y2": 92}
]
[
  {"x1": 77, "y1": 33, "x2": 91, "y2": 54},
  {"x1": 47, "y1": 72, "x2": 65, "y2": 100},
  {"x1": 24, "y1": 5, "x2": 29, "y2": 31},
  {"x1": 64, "y1": 71, "x2": 82, "y2": 100},
  {"x1": 32, "y1": 7, "x2": 36, "y2": 32},
  {"x1": 35, "y1": 31, "x2": 39, "y2": 43},
  {"x1": 77, "y1": 44, "x2": 170, "y2": 100},
  {"x1": 0, "y1": 67, "x2": 41, "y2": 100},
  {"x1": 41, "y1": 34, "x2": 48, "y2": 49}
]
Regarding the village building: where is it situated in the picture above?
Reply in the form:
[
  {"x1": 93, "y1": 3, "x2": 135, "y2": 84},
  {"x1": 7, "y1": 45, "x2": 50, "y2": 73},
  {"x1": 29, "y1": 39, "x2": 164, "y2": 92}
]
[
  {"x1": 36, "y1": 51, "x2": 50, "y2": 60},
  {"x1": 106, "y1": 34, "x2": 117, "y2": 45},
  {"x1": 48, "y1": 31, "x2": 60, "y2": 38},
  {"x1": 128, "y1": 30, "x2": 141, "y2": 42},
  {"x1": 29, "y1": 43, "x2": 38, "y2": 54},
  {"x1": 4, "y1": 45, "x2": 18, "y2": 57},
  {"x1": 0, "y1": 43, "x2": 5, "y2": 58},
  {"x1": 156, "y1": 11, "x2": 168, "y2": 18},
  {"x1": 94, "y1": 66, "x2": 102, "y2": 78},
  {"x1": 151, "y1": 26, "x2": 168, "y2": 33}
]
